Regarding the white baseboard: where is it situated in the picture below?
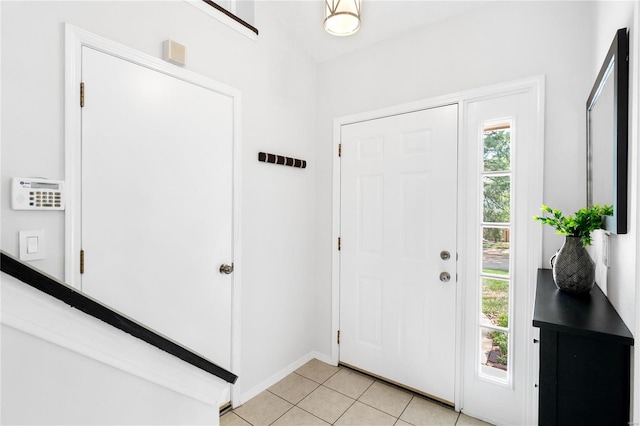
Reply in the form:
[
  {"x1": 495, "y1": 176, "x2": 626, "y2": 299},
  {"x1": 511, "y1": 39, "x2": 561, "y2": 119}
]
[{"x1": 237, "y1": 350, "x2": 333, "y2": 406}]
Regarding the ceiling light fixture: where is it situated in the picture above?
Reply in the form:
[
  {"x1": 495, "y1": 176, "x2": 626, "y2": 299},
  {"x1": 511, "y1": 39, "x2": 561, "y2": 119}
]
[{"x1": 324, "y1": 0, "x2": 361, "y2": 37}]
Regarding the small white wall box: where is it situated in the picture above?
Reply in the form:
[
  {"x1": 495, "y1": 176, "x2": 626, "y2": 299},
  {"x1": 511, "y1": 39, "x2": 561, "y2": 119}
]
[
  {"x1": 12, "y1": 177, "x2": 65, "y2": 210},
  {"x1": 163, "y1": 40, "x2": 186, "y2": 66}
]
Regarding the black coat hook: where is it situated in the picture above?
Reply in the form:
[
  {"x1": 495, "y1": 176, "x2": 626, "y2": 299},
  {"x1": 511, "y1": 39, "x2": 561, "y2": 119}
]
[{"x1": 258, "y1": 152, "x2": 306, "y2": 169}]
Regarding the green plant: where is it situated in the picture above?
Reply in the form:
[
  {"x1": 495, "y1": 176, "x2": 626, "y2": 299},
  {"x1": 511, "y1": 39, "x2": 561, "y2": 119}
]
[
  {"x1": 496, "y1": 313, "x2": 509, "y2": 328},
  {"x1": 488, "y1": 330, "x2": 508, "y2": 365},
  {"x1": 533, "y1": 204, "x2": 613, "y2": 246},
  {"x1": 482, "y1": 277, "x2": 509, "y2": 322}
]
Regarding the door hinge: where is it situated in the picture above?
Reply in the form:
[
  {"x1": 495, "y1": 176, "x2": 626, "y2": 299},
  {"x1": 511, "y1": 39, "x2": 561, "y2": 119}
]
[
  {"x1": 80, "y1": 249, "x2": 85, "y2": 274},
  {"x1": 338, "y1": 143, "x2": 342, "y2": 157},
  {"x1": 80, "y1": 82, "x2": 85, "y2": 107},
  {"x1": 338, "y1": 237, "x2": 341, "y2": 251},
  {"x1": 337, "y1": 330, "x2": 341, "y2": 345}
]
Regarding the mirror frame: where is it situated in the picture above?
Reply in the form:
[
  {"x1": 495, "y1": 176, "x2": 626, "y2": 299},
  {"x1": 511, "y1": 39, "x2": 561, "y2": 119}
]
[{"x1": 586, "y1": 27, "x2": 629, "y2": 234}]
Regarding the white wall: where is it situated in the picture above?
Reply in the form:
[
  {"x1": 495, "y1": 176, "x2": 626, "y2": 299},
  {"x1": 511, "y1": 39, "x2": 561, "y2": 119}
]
[
  {"x1": 315, "y1": 1, "x2": 640, "y2": 422},
  {"x1": 1, "y1": 0, "x2": 318, "y2": 413},
  {"x1": 2, "y1": 325, "x2": 220, "y2": 424},
  {"x1": 588, "y1": 0, "x2": 637, "y2": 343},
  {"x1": 314, "y1": 1, "x2": 596, "y2": 355},
  {"x1": 4, "y1": 0, "x2": 638, "y2": 423},
  {"x1": 588, "y1": 1, "x2": 639, "y2": 422}
]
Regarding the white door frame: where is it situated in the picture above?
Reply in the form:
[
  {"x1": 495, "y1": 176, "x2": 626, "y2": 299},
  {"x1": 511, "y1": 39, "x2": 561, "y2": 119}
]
[
  {"x1": 331, "y1": 76, "x2": 544, "y2": 417},
  {"x1": 63, "y1": 24, "x2": 244, "y2": 406}
]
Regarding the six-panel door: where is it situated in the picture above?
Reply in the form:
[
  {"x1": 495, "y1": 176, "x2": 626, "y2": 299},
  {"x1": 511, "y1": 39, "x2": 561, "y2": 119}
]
[{"x1": 339, "y1": 105, "x2": 458, "y2": 403}]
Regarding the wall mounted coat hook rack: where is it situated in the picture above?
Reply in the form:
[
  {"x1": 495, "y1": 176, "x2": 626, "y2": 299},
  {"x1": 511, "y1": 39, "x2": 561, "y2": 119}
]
[{"x1": 258, "y1": 152, "x2": 306, "y2": 169}]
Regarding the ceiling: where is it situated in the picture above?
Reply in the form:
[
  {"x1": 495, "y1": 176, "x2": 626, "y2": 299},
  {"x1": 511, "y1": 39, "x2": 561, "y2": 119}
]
[{"x1": 267, "y1": 1, "x2": 494, "y2": 63}]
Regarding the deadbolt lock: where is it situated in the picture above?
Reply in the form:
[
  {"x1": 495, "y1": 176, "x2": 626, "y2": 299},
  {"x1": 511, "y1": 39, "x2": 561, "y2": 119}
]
[{"x1": 440, "y1": 250, "x2": 451, "y2": 260}]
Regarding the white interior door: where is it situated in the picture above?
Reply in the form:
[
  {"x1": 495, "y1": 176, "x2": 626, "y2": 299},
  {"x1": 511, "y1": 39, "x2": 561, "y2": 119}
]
[
  {"x1": 339, "y1": 105, "x2": 458, "y2": 404},
  {"x1": 80, "y1": 47, "x2": 233, "y2": 377}
]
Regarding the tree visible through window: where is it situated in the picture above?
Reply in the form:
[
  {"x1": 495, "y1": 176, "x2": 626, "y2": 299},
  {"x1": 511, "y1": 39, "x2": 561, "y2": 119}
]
[{"x1": 480, "y1": 123, "x2": 512, "y2": 381}]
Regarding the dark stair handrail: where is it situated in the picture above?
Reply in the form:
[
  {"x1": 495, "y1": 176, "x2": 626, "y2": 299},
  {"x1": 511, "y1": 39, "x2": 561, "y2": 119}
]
[{"x1": 1, "y1": 250, "x2": 237, "y2": 384}]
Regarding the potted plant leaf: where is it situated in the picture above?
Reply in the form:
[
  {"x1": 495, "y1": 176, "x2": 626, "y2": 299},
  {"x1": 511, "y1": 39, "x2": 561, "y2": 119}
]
[{"x1": 534, "y1": 204, "x2": 613, "y2": 294}]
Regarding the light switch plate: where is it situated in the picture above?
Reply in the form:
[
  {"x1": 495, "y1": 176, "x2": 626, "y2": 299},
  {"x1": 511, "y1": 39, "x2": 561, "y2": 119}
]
[
  {"x1": 19, "y1": 230, "x2": 45, "y2": 261},
  {"x1": 602, "y1": 231, "x2": 610, "y2": 267}
]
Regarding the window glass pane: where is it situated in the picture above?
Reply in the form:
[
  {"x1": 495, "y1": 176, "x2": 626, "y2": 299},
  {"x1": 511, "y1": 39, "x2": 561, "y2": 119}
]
[
  {"x1": 483, "y1": 176, "x2": 510, "y2": 222},
  {"x1": 482, "y1": 228, "x2": 510, "y2": 274},
  {"x1": 483, "y1": 129, "x2": 511, "y2": 172},
  {"x1": 479, "y1": 121, "x2": 512, "y2": 384},
  {"x1": 480, "y1": 327, "x2": 509, "y2": 374},
  {"x1": 481, "y1": 277, "x2": 509, "y2": 325}
]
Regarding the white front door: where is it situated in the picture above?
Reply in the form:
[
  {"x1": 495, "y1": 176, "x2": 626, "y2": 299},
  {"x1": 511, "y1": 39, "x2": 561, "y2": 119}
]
[
  {"x1": 79, "y1": 46, "x2": 233, "y2": 381},
  {"x1": 339, "y1": 105, "x2": 458, "y2": 403}
]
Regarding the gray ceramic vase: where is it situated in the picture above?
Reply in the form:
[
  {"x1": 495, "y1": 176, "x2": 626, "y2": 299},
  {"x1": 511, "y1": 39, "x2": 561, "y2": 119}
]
[{"x1": 550, "y1": 236, "x2": 595, "y2": 295}]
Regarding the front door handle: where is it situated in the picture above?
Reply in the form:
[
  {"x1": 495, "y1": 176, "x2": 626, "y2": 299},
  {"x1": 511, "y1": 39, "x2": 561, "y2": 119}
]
[{"x1": 219, "y1": 263, "x2": 234, "y2": 275}]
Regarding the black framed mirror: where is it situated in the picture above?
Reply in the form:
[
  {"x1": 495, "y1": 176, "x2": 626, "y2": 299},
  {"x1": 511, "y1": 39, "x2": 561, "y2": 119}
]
[{"x1": 587, "y1": 27, "x2": 629, "y2": 234}]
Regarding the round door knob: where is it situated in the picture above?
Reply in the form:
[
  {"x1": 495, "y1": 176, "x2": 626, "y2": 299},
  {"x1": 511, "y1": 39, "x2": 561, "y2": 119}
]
[
  {"x1": 440, "y1": 272, "x2": 451, "y2": 282},
  {"x1": 219, "y1": 263, "x2": 234, "y2": 274}
]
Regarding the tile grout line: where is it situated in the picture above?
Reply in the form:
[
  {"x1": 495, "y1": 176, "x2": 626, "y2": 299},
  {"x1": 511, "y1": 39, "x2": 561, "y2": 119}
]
[
  {"x1": 337, "y1": 363, "x2": 458, "y2": 416},
  {"x1": 297, "y1": 366, "x2": 363, "y2": 425},
  {"x1": 229, "y1": 410, "x2": 253, "y2": 426},
  {"x1": 354, "y1": 378, "x2": 410, "y2": 421},
  {"x1": 349, "y1": 379, "x2": 402, "y2": 423},
  {"x1": 224, "y1": 361, "x2": 475, "y2": 426},
  {"x1": 291, "y1": 403, "x2": 334, "y2": 425},
  {"x1": 270, "y1": 365, "x2": 346, "y2": 425},
  {"x1": 331, "y1": 376, "x2": 380, "y2": 424},
  {"x1": 282, "y1": 385, "x2": 334, "y2": 426},
  {"x1": 330, "y1": 395, "x2": 358, "y2": 425},
  {"x1": 269, "y1": 366, "x2": 335, "y2": 424},
  {"x1": 309, "y1": 374, "x2": 409, "y2": 424},
  {"x1": 266, "y1": 390, "x2": 295, "y2": 425},
  {"x1": 396, "y1": 395, "x2": 416, "y2": 425}
]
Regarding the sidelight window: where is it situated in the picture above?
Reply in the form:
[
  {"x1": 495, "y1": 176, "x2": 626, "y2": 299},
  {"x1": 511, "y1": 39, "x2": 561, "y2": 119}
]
[{"x1": 479, "y1": 122, "x2": 512, "y2": 383}]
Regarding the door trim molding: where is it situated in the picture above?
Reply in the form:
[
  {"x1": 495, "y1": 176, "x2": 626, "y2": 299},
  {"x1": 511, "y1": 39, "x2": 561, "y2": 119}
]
[
  {"x1": 63, "y1": 24, "x2": 244, "y2": 406},
  {"x1": 331, "y1": 75, "x2": 544, "y2": 416}
]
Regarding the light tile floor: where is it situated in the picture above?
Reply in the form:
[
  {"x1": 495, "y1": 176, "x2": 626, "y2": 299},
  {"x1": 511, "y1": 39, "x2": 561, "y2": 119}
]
[{"x1": 221, "y1": 359, "x2": 492, "y2": 426}]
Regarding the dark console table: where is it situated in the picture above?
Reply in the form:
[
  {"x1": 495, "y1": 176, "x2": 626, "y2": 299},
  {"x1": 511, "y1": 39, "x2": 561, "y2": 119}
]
[{"x1": 533, "y1": 269, "x2": 633, "y2": 426}]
